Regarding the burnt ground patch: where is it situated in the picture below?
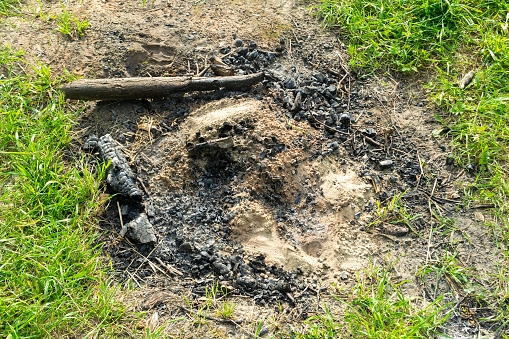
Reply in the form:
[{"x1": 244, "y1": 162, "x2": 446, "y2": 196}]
[{"x1": 69, "y1": 38, "x2": 503, "y2": 336}]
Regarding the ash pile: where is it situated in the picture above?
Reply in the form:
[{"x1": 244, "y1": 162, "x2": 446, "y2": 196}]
[{"x1": 86, "y1": 38, "x2": 444, "y2": 306}]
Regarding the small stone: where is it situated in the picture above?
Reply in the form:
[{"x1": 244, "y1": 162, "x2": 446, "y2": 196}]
[
  {"x1": 339, "y1": 271, "x2": 349, "y2": 280},
  {"x1": 249, "y1": 41, "x2": 257, "y2": 49},
  {"x1": 235, "y1": 38, "x2": 243, "y2": 47},
  {"x1": 258, "y1": 326, "x2": 269, "y2": 337},
  {"x1": 446, "y1": 155, "x2": 455, "y2": 166},
  {"x1": 279, "y1": 38, "x2": 285, "y2": 45},
  {"x1": 379, "y1": 160, "x2": 393, "y2": 168},
  {"x1": 338, "y1": 113, "x2": 351, "y2": 127},
  {"x1": 120, "y1": 213, "x2": 156, "y2": 244},
  {"x1": 327, "y1": 85, "x2": 337, "y2": 94},
  {"x1": 354, "y1": 212, "x2": 361, "y2": 219},
  {"x1": 383, "y1": 224, "x2": 408, "y2": 237},
  {"x1": 178, "y1": 242, "x2": 193, "y2": 253}
]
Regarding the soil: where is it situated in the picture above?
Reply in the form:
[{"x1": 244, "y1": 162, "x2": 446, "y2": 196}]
[{"x1": 1, "y1": 0, "x2": 505, "y2": 337}]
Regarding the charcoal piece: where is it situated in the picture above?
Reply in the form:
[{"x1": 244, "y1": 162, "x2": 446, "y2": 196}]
[
  {"x1": 312, "y1": 72, "x2": 326, "y2": 83},
  {"x1": 120, "y1": 213, "x2": 157, "y2": 244},
  {"x1": 362, "y1": 128, "x2": 377, "y2": 138},
  {"x1": 247, "y1": 50, "x2": 258, "y2": 60},
  {"x1": 379, "y1": 160, "x2": 393, "y2": 168},
  {"x1": 237, "y1": 47, "x2": 248, "y2": 56},
  {"x1": 291, "y1": 91, "x2": 302, "y2": 112},
  {"x1": 284, "y1": 77, "x2": 296, "y2": 89},
  {"x1": 83, "y1": 135, "x2": 99, "y2": 151},
  {"x1": 98, "y1": 134, "x2": 142, "y2": 199},
  {"x1": 338, "y1": 113, "x2": 351, "y2": 127}
]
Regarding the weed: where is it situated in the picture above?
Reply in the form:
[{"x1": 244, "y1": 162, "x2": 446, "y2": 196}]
[
  {"x1": 372, "y1": 192, "x2": 423, "y2": 237},
  {"x1": 297, "y1": 304, "x2": 343, "y2": 338},
  {"x1": 56, "y1": 2, "x2": 89, "y2": 39},
  {"x1": 418, "y1": 250, "x2": 476, "y2": 296},
  {"x1": 344, "y1": 264, "x2": 450, "y2": 338},
  {"x1": 216, "y1": 298, "x2": 237, "y2": 319},
  {"x1": 292, "y1": 262, "x2": 450, "y2": 338}
]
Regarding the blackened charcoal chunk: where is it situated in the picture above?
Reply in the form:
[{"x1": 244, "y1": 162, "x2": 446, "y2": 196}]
[
  {"x1": 302, "y1": 86, "x2": 317, "y2": 96},
  {"x1": 83, "y1": 135, "x2": 99, "y2": 151},
  {"x1": 312, "y1": 72, "x2": 326, "y2": 83},
  {"x1": 338, "y1": 113, "x2": 351, "y2": 127},
  {"x1": 446, "y1": 155, "x2": 455, "y2": 166},
  {"x1": 98, "y1": 134, "x2": 142, "y2": 199},
  {"x1": 362, "y1": 128, "x2": 377, "y2": 138},
  {"x1": 284, "y1": 77, "x2": 296, "y2": 89},
  {"x1": 249, "y1": 41, "x2": 258, "y2": 50},
  {"x1": 235, "y1": 38, "x2": 243, "y2": 47},
  {"x1": 120, "y1": 213, "x2": 157, "y2": 244},
  {"x1": 247, "y1": 50, "x2": 258, "y2": 60},
  {"x1": 213, "y1": 261, "x2": 230, "y2": 275},
  {"x1": 218, "y1": 121, "x2": 233, "y2": 134},
  {"x1": 234, "y1": 124, "x2": 247, "y2": 134},
  {"x1": 219, "y1": 46, "x2": 231, "y2": 54},
  {"x1": 267, "y1": 279, "x2": 290, "y2": 292},
  {"x1": 236, "y1": 276, "x2": 257, "y2": 289},
  {"x1": 237, "y1": 47, "x2": 248, "y2": 56},
  {"x1": 178, "y1": 241, "x2": 194, "y2": 253}
]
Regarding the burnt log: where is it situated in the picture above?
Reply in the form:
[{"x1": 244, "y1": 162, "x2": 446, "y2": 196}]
[
  {"x1": 98, "y1": 134, "x2": 142, "y2": 200},
  {"x1": 60, "y1": 72, "x2": 265, "y2": 101}
]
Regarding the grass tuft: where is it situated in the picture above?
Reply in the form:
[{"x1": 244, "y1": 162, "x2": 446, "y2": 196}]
[
  {"x1": 344, "y1": 264, "x2": 449, "y2": 338},
  {"x1": 0, "y1": 46, "x2": 127, "y2": 337}
]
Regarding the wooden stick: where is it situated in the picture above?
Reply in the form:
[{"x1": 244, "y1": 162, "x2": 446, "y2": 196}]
[
  {"x1": 155, "y1": 257, "x2": 183, "y2": 276},
  {"x1": 60, "y1": 73, "x2": 265, "y2": 101}
]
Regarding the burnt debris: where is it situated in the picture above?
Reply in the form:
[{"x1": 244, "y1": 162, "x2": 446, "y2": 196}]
[{"x1": 97, "y1": 134, "x2": 142, "y2": 200}]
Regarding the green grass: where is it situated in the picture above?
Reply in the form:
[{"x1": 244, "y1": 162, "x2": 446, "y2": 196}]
[
  {"x1": 56, "y1": 2, "x2": 90, "y2": 39},
  {"x1": 292, "y1": 264, "x2": 449, "y2": 338},
  {"x1": 0, "y1": 46, "x2": 132, "y2": 337},
  {"x1": 315, "y1": 0, "x2": 509, "y2": 214},
  {"x1": 0, "y1": 0, "x2": 20, "y2": 16},
  {"x1": 344, "y1": 266, "x2": 449, "y2": 338}
]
